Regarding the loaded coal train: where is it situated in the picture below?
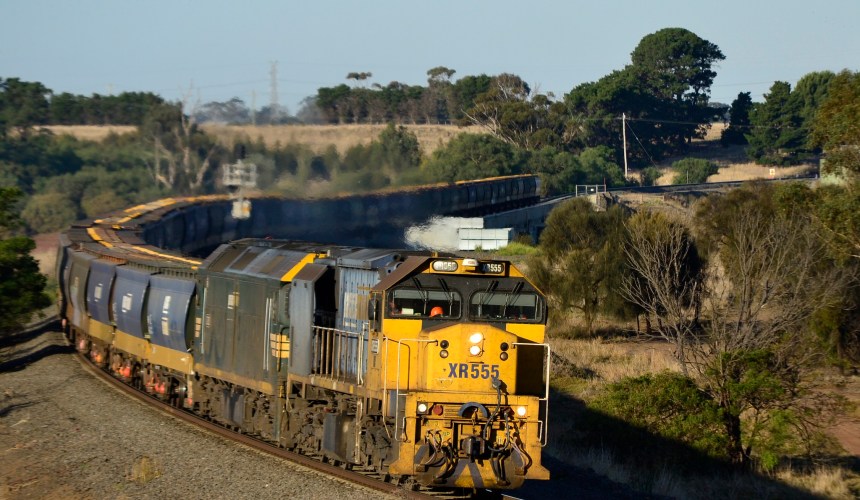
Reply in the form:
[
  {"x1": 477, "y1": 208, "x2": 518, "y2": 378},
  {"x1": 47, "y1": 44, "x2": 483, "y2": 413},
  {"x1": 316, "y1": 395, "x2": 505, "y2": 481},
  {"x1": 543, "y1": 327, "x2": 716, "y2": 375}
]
[{"x1": 57, "y1": 175, "x2": 550, "y2": 490}]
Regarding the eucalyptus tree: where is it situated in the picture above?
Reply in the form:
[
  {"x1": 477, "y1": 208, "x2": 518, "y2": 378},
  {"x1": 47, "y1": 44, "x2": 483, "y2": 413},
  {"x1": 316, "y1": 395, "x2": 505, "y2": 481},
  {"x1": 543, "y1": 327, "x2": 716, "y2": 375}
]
[
  {"x1": 529, "y1": 197, "x2": 631, "y2": 335},
  {"x1": 623, "y1": 184, "x2": 851, "y2": 466},
  {"x1": 0, "y1": 78, "x2": 51, "y2": 139},
  {"x1": 463, "y1": 73, "x2": 568, "y2": 150}
]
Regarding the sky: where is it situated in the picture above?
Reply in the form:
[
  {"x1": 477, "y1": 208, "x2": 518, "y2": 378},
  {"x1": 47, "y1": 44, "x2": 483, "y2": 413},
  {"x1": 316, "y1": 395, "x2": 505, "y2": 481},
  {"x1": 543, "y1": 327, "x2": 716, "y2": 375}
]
[{"x1": 2, "y1": 1, "x2": 858, "y2": 114}]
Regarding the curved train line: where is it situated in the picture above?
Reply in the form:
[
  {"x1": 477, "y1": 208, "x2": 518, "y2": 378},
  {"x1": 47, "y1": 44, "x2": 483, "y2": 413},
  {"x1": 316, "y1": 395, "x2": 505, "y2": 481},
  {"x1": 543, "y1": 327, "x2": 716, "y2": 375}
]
[{"x1": 57, "y1": 175, "x2": 551, "y2": 495}]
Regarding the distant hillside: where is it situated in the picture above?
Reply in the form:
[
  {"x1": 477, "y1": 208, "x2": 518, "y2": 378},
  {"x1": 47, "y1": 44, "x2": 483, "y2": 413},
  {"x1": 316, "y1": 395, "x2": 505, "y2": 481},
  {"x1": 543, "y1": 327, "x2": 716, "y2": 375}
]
[
  {"x1": 45, "y1": 123, "x2": 817, "y2": 184},
  {"x1": 201, "y1": 123, "x2": 483, "y2": 155}
]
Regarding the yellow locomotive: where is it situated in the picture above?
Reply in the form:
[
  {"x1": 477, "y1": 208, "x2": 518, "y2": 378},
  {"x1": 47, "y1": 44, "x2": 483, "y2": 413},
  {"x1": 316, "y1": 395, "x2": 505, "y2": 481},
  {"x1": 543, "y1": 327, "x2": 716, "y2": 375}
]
[{"x1": 369, "y1": 254, "x2": 549, "y2": 487}]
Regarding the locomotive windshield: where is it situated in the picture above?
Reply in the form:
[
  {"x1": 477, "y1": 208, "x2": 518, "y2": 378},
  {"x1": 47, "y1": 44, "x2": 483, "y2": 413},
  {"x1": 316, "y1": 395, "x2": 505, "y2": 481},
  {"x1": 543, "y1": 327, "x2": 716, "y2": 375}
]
[
  {"x1": 387, "y1": 274, "x2": 544, "y2": 323},
  {"x1": 470, "y1": 289, "x2": 542, "y2": 322},
  {"x1": 388, "y1": 287, "x2": 462, "y2": 318}
]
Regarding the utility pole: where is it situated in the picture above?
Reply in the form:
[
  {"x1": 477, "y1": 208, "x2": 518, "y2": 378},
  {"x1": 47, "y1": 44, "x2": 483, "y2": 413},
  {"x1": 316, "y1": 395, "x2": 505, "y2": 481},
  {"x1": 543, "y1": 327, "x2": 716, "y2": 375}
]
[
  {"x1": 270, "y1": 60, "x2": 280, "y2": 124},
  {"x1": 251, "y1": 90, "x2": 257, "y2": 126},
  {"x1": 622, "y1": 113, "x2": 629, "y2": 180}
]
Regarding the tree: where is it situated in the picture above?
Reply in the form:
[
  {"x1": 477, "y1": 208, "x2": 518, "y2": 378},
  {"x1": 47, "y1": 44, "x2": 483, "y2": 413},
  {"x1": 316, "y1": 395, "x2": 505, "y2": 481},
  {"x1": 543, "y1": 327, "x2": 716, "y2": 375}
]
[
  {"x1": 141, "y1": 97, "x2": 219, "y2": 194},
  {"x1": 791, "y1": 71, "x2": 835, "y2": 144},
  {"x1": 424, "y1": 66, "x2": 456, "y2": 124},
  {"x1": 21, "y1": 192, "x2": 79, "y2": 233},
  {"x1": 746, "y1": 81, "x2": 805, "y2": 165},
  {"x1": 810, "y1": 70, "x2": 860, "y2": 179},
  {"x1": 0, "y1": 78, "x2": 51, "y2": 139},
  {"x1": 194, "y1": 97, "x2": 252, "y2": 124},
  {"x1": 315, "y1": 84, "x2": 352, "y2": 124},
  {"x1": 463, "y1": 74, "x2": 568, "y2": 150},
  {"x1": 565, "y1": 28, "x2": 724, "y2": 165},
  {"x1": 377, "y1": 123, "x2": 421, "y2": 173},
  {"x1": 0, "y1": 187, "x2": 51, "y2": 334},
  {"x1": 449, "y1": 74, "x2": 492, "y2": 121},
  {"x1": 621, "y1": 211, "x2": 704, "y2": 370},
  {"x1": 630, "y1": 27, "x2": 725, "y2": 145},
  {"x1": 623, "y1": 185, "x2": 850, "y2": 466},
  {"x1": 529, "y1": 198, "x2": 630, "y2": 335},
  {"x1": 720, "y1": 92, "x2": 753, "y2": 146},
  {"x1": 422, "y1": 133, "x2": 526, "y2": 182}
]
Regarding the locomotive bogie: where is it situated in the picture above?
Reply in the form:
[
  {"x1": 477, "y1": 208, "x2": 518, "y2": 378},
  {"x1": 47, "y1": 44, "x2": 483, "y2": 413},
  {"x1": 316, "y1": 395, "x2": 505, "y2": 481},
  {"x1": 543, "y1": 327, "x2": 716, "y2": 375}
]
[{"x1": 391, "y1": 391, "x2": 549, "y2": 488}]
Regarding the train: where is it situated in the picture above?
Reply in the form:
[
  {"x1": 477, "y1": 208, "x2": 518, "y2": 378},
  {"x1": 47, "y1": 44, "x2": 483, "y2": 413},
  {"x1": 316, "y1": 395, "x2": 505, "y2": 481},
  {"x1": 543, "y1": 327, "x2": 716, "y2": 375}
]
[{"x1": 56, "y1": 175, "x2": 550, "y2": 491}]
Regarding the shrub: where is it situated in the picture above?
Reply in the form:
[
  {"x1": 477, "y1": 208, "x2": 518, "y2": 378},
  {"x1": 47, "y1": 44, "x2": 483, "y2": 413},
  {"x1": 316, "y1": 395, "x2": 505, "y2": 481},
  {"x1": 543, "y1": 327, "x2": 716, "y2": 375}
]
[
  {"x1": 671, "y1": 158, "x2": 717, "y2": 184},
  {"x1": 590, "y1": 372, "x2": 729, "y2": 463},
  {"x1": 21, "y1": 192, "x2": 79, "y2": 233}
]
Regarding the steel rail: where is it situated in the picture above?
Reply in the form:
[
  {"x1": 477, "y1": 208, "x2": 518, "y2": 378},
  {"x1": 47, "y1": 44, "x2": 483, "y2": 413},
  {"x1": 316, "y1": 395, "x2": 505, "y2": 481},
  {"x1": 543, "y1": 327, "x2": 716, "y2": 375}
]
[{"x1": 73, "y1": 350, "x2": 447, "y2": 500}]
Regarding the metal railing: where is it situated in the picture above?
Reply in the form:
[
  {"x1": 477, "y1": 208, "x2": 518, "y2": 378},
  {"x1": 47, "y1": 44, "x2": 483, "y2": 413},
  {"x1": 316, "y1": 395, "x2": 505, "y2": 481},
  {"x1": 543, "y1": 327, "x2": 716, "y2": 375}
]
[
  {"x1": 381, "y1": 336, "x2": 439, "y2": 442},
  {"x1": 311, "y1": 325, "x2": 365, "y2": 384},
  {"x1": 512, "y1": 341, "x2": 551, "y2": 447}
]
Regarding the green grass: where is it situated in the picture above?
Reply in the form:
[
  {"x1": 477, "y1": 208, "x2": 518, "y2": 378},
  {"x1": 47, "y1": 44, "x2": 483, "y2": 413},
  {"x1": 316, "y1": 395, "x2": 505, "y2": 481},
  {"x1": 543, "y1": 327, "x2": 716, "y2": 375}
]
[{"x1": 493, "y1": 241, "x2": 538, "y2": 256}]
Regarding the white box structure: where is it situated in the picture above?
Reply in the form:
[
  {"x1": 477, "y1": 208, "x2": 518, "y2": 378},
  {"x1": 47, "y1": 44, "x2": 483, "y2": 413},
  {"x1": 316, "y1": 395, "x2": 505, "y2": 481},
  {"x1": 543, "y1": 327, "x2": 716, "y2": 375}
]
[{"x1": 405, "y1": 216, "x2": 513, "y2": 251}]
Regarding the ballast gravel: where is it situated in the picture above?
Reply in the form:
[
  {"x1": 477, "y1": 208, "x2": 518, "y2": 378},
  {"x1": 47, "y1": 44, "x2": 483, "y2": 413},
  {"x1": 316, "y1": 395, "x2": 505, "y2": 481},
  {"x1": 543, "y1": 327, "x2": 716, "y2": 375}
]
[
  {"x1": 0, "y1": 327, "x2": 395, "y2": 500},
  {"x1": 0, "y1": 326, "x2": 648, "y2": 500}
]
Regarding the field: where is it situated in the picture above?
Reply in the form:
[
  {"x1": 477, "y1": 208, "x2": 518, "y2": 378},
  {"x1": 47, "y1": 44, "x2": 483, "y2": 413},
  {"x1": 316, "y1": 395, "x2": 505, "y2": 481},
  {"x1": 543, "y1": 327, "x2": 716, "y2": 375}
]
[
  {"x1": 201, "y1": 123, "x2": 484, "y2": 155},
  {"x1": 46, "y1": 122, "x2": 817, "y2": 184}
]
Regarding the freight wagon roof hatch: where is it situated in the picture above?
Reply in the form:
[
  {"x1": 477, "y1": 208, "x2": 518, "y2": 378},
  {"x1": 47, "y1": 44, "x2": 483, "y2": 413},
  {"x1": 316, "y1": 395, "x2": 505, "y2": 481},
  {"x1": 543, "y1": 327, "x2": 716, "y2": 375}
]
[{"x1": 337, "y1": 248, "x2": 398, "y2": 270}]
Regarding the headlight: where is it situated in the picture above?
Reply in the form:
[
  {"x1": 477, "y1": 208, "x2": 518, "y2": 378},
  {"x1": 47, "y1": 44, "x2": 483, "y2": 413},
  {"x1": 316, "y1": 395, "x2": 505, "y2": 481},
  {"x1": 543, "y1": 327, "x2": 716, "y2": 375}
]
[
  {"x1": 516, "y1": 406, "x2": 527, "y2": 418},
  {"x1": 439, "y1": 349, "x2": 449, "y2": 359},
  {"x1": 469, "y1": 345, "x2": 482, "y2": 356},
  {"x1": 417, "y1": 402, "x2": 429, "y2": 414},
  {"x1": 469, "y1": 332, "x2": 483, "y2": 344}
]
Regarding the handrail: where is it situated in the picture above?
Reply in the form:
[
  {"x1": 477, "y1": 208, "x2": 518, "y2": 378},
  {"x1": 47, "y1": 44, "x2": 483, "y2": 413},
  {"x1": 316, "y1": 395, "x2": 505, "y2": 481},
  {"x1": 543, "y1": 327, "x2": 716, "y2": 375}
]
[
  {"x1": 311, "y1": 325, "x2": 364, "y2": 382},
  {"x1": 512, "y1": 341, "x2": 551, "y2": 447},
  {"x1": 382, "y1": 336, "x2": 438, "y2": 442}
]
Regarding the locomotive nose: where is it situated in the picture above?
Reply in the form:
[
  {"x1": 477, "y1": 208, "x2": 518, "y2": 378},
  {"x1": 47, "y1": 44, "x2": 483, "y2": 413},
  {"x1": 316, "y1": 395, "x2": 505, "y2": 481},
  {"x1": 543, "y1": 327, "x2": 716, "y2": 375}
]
[{"x1": 421, "y1": 323, "x2": 519, "y2": 393}]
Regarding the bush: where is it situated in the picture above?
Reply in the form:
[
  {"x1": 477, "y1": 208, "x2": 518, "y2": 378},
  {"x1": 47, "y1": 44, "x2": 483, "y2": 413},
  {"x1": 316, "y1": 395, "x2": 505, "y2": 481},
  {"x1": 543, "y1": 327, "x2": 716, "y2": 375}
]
[
  {"x1": 671, "y1": 158, "x2": 717, "y2": 184},
  {"x1": 640, "y1": 166, "x2": 662, "y2": 186},
  {"x1": 590, "y1": 372, "x2": 729, "y2": 463},
  {"x1": 21, "y1": 192, "x2": 79, "y2": 233}
]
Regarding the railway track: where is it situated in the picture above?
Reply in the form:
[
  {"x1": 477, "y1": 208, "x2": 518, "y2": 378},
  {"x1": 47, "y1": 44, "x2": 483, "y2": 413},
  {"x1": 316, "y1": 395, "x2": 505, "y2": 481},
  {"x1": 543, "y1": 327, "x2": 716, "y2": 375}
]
[{"x1": 73, "y1": 343, "x2": 518, "y2": 500}]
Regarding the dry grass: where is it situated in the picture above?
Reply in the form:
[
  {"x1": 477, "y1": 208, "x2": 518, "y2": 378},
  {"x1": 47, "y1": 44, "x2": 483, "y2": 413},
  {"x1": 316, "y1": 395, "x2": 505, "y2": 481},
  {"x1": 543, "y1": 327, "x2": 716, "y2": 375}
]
[
  {"x1": 546, "y1": 327, "x2": 859, "y2": 498},
  {"x1": 201, "y1": 123, "x2": 482, "y2": 154},
  {"x1": 777, "y1": 467, "x2": 857, "y2": 499},
  {"x1": 644, "y1": 122, "x2": 821, "y2": 185},
  {"x1": 31, "y1": 234, "x2": 59, "y2": 277},
  {"x1": 551, "y1": 337, "x2": 678, "y2": 384},
  {"x1": 44, "y1": 125, "x2": 136, "y2": 141}
]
